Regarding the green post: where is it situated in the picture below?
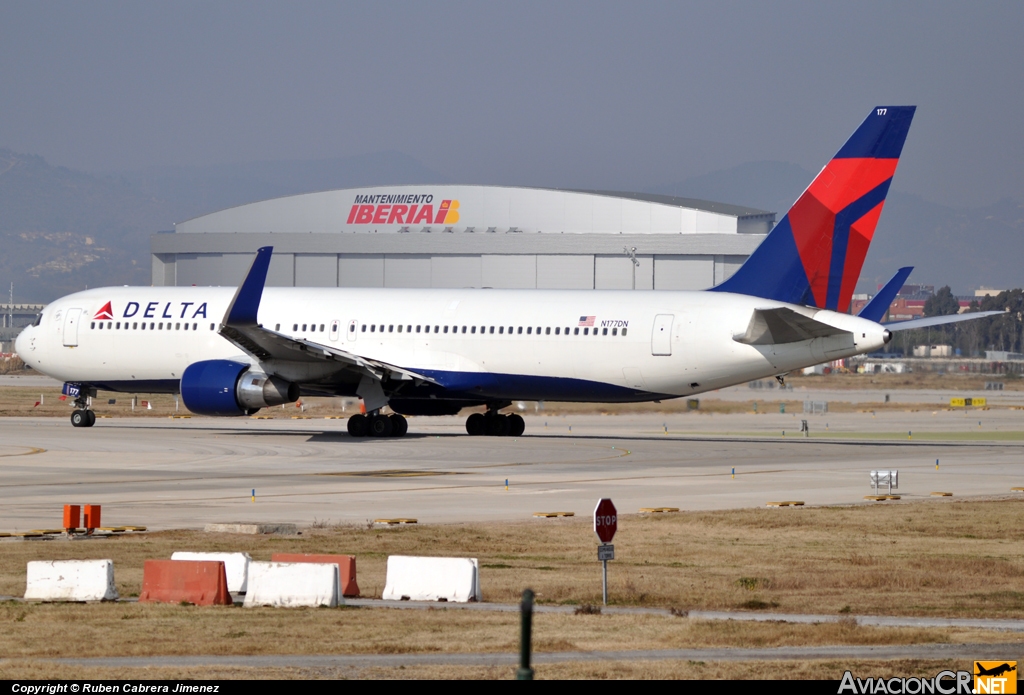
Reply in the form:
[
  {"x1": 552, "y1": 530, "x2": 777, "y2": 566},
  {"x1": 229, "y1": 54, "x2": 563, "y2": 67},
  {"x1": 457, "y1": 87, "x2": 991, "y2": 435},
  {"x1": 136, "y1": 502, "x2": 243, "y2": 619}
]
[{"x1": 516, "y1": 588, "x2": 535, "y2": 680}]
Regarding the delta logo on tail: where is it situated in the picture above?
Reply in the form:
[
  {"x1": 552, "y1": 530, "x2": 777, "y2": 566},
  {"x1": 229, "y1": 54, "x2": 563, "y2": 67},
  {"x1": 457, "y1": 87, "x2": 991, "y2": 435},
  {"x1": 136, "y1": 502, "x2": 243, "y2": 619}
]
[
  {"x1": 712, "y1": 106, "x2": 916, "y2": 314},
  {"x1": 93, "y1": 302, "x2": 114, "y2": 320}
]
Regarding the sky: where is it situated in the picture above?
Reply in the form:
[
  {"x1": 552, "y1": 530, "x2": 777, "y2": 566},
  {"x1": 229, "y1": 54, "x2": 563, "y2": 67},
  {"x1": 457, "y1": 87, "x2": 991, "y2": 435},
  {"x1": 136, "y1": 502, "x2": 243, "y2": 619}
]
[{"x1": 1, "y1": 1, "x2": 1021, "y2": 208}]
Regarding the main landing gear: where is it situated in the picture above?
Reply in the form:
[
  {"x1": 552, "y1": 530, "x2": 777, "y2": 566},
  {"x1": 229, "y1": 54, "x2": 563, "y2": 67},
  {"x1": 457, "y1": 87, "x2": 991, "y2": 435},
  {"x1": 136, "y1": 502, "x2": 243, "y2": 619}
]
[
  {"x1": 347, "y1": 411, "x2": 407, "y2": 438},
  {"x1": 466, "y1": 409, "x2": 525, "y2": 437}
]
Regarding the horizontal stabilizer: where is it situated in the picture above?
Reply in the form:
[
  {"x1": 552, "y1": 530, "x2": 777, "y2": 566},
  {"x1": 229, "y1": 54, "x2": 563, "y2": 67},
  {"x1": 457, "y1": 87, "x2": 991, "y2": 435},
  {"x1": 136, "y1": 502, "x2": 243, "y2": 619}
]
[
  {"x1": 735, "y1": 307, "x2": 851, "y2": 346},
  {"x1": 858, "y1": 267, "x2": 913, "y2": 323},
  {"x1": 884, "y1": 311, "x2": 1006, "y2": 331}
]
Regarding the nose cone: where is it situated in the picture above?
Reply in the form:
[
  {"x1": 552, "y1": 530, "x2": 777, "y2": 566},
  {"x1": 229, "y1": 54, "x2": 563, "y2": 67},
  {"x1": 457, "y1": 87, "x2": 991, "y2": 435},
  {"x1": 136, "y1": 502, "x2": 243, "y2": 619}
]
[{"x1": 14, "y1": 327, "x2": 27, "y2": 356}]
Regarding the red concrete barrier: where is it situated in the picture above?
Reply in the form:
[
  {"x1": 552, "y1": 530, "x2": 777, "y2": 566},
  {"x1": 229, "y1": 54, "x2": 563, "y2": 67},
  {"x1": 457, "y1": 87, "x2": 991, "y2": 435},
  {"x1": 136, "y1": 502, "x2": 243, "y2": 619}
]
[
  {"x1": 271, "y1": 553, "x2": 360, "y2": 597},
  {"x1": 139, "y1": 559, "x2": 232, "y2": 605}
]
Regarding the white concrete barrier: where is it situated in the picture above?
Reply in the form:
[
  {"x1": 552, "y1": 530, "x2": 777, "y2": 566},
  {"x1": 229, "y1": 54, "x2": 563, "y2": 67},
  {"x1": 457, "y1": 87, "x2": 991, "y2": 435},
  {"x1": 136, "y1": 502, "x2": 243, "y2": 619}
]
[
  {"x1": 171, "y1": 552, "x2": 251, "y2": 593},
  {"x1": 242, "y1": 562, "x2": 340, "y2": 608},
  {"x1": 383, "y1": 556, "x2": 480, "y2": 602},
  {"x1": 24, "y1": 559, "x2": 119, "y2": 601}
]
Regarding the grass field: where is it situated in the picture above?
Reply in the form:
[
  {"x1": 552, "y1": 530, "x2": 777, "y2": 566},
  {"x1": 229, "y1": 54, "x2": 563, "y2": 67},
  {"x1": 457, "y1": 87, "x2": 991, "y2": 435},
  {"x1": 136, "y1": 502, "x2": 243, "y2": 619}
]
[{"x1": 3, "y1": 498, "x2": 1024, "y2": 678}]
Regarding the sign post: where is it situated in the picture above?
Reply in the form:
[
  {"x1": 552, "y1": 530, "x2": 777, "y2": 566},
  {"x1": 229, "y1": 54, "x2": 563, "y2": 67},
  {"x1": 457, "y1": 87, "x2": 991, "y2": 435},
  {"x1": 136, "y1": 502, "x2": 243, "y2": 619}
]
[{"x1": 593, "y1": 498, "x2": 617, "y2": 606}]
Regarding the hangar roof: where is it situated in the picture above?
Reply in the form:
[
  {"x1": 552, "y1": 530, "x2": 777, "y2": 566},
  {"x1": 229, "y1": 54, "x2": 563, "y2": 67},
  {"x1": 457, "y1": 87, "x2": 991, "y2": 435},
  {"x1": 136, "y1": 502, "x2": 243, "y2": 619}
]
[{"x1": 175, "y1": 184, "x2": 775, "y2": 236}]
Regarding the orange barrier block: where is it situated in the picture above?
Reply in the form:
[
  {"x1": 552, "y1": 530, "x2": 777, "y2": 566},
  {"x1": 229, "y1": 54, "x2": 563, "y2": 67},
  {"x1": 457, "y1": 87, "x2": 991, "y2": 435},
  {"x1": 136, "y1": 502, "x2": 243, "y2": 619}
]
[
  {"x1": 139, "y1": 560, "x2": 232, "y2": 606},
  {"x1": 83, "y1": 505, "x2": 101, "y2": 531},
  {"x1": 63, "y1": 505, "x2": 80, "y2": 532},
  {"x1": 271, "y1": 553, "x2": 360, "y2": 597}
]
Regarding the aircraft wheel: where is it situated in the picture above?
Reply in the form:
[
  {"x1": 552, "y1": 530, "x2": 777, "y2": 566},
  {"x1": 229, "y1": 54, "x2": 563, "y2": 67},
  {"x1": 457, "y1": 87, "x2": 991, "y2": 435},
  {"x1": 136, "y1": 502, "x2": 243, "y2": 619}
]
[
  {"x1": 486, "y1": 414, "x2": 510, "y2": 437},
  {"x1": 466, "y1": 412, "x2": 485, "y2": 436},
  {"x1": 507, "y1": 413, "x2": 525, "y2": 437},
  {"x1": 85, "y1": 410, "x2": 96, "y2": 427},
  {"x1": 368, "y1": 413, "x2": 394, "y2": 437},
  {"x1": 390, "y1": 414, "x2": 408, "y2": 437},
  {"x1": 347, "y1": 414, "x2": 368, "y2": 437},
  {"x1": 71, "y1": 410, "x2": 87, "y2": 428}
]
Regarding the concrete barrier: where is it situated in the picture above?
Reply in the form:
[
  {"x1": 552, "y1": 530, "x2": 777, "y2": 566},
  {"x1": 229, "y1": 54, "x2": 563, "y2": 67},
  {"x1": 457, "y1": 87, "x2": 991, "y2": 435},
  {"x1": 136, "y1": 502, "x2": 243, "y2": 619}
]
[
  {"x1": 242, "y1": 562, "x2": 340, "y2": 608},
  {"x1": 270, "y1": 553, "x2": 360, "y2": 597},
  {"x1": 24, "y1": 559, "x2": 119, "y2": 601},
  {"x1": 171, "y1": 551, "x2": 251, "y2": 593},
  {"x1": 139, "y1": 560, "x2": 232, "y2": 606},
  {"x1": 383, "y1": 556, "x2": 480, "y2": 602}
]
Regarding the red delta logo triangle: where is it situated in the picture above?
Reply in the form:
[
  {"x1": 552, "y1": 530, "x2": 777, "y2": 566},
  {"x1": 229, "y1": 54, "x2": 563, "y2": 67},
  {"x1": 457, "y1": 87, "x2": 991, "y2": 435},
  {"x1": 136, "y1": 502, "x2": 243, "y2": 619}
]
[{"x1": 93, "y1": 302, "x2": 114, "y2": 320}]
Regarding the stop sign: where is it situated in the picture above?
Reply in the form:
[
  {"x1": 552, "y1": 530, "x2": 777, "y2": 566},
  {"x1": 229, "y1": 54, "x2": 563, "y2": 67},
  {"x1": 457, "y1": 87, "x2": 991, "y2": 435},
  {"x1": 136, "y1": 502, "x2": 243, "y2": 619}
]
[{"x1": 593, "y1": 498, "x2": 617, "y2": 543}]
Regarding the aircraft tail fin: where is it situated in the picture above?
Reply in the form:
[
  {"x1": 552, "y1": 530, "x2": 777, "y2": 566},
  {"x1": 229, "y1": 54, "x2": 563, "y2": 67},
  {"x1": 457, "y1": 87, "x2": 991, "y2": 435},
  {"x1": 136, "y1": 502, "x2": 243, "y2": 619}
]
[{"x1": 711, "y1": 106, "x2": 916, "y2": 312}]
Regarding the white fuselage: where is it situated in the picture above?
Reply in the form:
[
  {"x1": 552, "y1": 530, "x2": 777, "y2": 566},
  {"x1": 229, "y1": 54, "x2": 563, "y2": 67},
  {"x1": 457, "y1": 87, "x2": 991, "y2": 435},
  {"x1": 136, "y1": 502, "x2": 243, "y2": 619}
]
[{"x1": 16, "y1": 285, "x2": 889, "y2": 404}]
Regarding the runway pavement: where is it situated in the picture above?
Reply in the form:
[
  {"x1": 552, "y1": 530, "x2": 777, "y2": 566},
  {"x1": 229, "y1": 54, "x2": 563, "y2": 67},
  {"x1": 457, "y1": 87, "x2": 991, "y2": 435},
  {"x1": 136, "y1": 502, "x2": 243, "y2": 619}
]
[{"x1": 1, "y1": 407, "x2": 1022, "y2": 531}]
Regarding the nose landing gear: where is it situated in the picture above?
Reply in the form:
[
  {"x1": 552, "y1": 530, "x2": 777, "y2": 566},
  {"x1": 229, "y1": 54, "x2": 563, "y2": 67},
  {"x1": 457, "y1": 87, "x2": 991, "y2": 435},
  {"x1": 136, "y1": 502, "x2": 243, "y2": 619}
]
[{"x1": 70, "y1": 409, "x2": 96, "y2": 428}]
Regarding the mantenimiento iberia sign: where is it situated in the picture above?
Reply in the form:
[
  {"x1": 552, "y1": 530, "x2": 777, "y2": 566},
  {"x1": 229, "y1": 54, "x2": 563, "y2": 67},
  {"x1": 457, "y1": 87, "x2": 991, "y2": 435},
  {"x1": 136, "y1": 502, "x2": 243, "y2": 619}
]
[{"x1": 347, "y1": 193, "x2": 460, "y2": 226}]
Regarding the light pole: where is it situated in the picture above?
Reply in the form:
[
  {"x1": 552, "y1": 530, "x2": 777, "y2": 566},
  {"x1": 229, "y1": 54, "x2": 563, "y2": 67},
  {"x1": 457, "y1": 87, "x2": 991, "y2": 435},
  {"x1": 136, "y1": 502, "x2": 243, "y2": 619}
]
[{"x1": 623, "y1": 247, "x2": 639, "y2": 290}]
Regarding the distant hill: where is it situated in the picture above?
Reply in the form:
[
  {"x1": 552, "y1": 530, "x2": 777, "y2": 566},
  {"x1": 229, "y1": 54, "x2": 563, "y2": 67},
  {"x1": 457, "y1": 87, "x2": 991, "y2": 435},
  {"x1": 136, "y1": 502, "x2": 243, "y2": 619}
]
[
  {"x1": 0, "y1": 149, "x2": 449, "y2": 302},
  {"x1": 649, "y1": 161, "x2": 1024, "y2": 295},
  {"x1": 118, "y1": 150, "x2": 451, "y2": 224}
]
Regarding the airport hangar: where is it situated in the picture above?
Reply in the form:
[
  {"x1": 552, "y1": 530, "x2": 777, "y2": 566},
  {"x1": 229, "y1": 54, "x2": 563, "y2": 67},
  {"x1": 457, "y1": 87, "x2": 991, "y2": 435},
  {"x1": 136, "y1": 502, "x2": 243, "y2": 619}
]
[{"x1": 149, "y1": 185, "x2": 775, "y2": 291}]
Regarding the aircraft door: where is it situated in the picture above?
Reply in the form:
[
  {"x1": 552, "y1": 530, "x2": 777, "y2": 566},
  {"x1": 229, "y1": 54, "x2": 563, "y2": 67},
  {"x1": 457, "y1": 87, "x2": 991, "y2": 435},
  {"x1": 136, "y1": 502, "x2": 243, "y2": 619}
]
[
  {"x1": 652, "y1": 314, "x2": 674, "y2": 356},
  {"x1": 347, "y1": 320, "x2": 357, "y2": 342},
  {"x1": 329, "y1": 320, "x2": 340, "y2": 342},
  {"x1": 62, "y1": 308, "x2": 82, "y2": 347}
]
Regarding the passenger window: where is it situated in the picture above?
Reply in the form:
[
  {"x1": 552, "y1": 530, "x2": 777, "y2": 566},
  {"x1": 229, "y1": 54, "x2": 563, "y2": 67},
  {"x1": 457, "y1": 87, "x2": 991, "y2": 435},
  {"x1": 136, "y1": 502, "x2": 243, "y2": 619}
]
[
  {"x1": 361, "y1": 325, "x2": 366, "y2": 332},
  {"x1": 158, "y1": 323, "x2": 163, "y2": 330},
  {"x1": 602, "y1": 328, "x2": 608, "y2": 335},
  {"x1": 583, "y1": 327, "x2": 589, "y2": 335},
  {"x1": 554, "y1": 327, "x2": 559, "y2": 335},
  {"x1": 416, "y1": 325, "x2": 421, "y2": 333},
  {"x1": 471, "y1": 326, "x2": 476, "y2": 334},
  {"x1": 499, "y1": 326, "x2": 504, "y2": 334},
  {"x1": 526, "y1": 327, "x2": 532, "y2": 335},
  {"x1": 293, "y1": 324, "x2": 298, "y2": 331},
  {"x1": 574, "y1": 327, "x2": 579, "y2": 335},
  {"x1": 517, "y1": 327, "x2": 523, "y2": 334},
  {"x1": 275, "y1": 324, "x2": 280, "y2": 331},
  {"x1": 133, "y1": 322, "x2": 138, "y2": 329},
  {"x1": 193, "y1": 323, "x2": 197, "y2": 330},
  {"x1": 370, "y1": 325, "x2": 376, "y2": 332},
  {"x1": 302, "y1": 324, "x2": 307, "y2": 331},
  {"x1": 388, "y1": 325, "x2": 393, "y2": 332},
  {"x1": 176, "y1": 323, "x2": 181, "y2": 330},
  {"x1": 140, "y1": 323, "x2": 146, "y2": 330},
  {"x1": 622, "y1": 328, "x2": 627, "y2": 336},
  {"x1": 444, "y1": 326, "x2": 449, "y2": 334},
  {"x1": 184, "y1": 323, "x2": 189, "y2": 331},
  {"x1": 461, "y1": 326, "x2": 467, "y2": 334},
  {"x1": 434, "y1": 326, "x2": 439, "y2": 333},
  {"x1": 545, "y1": 327, "x2": 551, "y2": 335},
  {"x1": 398, "y1": 325, "x2": 403, "y2": 333},
  {"x1": 97, "y1": 322, "x2": 102, "y2": 330},
  {"x1": 320, "y1": 324, "x2": 325, "y2": 332},
  {"x1": 407, "y1": 325, "x2": 412, "y2": 332},
  {"x1": 612, "y1": 328, "x2": 617, "y2": 335},
  {"x1": 489, "y1": 327, "x2": 495, "y2": 334},
  {"x1": 116, "y1": 322, "x2": 120, "y2": 329}
]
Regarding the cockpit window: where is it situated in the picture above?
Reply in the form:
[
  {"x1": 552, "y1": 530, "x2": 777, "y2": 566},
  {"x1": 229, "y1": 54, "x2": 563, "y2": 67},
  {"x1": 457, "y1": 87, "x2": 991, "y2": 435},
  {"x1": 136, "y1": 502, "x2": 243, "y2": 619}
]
[{"x1": 33, "y1": 313, "x2": 43, "y2": 326}]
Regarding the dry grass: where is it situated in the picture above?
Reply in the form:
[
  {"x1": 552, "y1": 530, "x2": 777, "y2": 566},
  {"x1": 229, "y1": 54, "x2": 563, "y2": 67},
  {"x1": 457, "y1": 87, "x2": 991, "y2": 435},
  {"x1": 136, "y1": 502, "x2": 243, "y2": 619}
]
[
  {"x1": 0, "y1": 658, "x2": 989, "y2": 680},
  {"x1": 5, "y1": 500, "x2": 1024, "y2": 616}
]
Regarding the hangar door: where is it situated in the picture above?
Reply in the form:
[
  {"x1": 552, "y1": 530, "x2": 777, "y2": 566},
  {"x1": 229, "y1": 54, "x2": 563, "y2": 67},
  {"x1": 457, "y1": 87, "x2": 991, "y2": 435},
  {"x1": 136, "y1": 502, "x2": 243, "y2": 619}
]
[{"x1": 652, "y1": 314, "x2": 673, "y2": 356}]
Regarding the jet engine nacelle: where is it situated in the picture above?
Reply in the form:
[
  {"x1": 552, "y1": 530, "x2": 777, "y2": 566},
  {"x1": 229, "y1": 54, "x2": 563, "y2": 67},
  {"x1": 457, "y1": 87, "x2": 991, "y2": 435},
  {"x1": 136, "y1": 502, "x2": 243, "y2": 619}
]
[{"x1": 180, "y1": 359, "x2": 300, "y2": 416}]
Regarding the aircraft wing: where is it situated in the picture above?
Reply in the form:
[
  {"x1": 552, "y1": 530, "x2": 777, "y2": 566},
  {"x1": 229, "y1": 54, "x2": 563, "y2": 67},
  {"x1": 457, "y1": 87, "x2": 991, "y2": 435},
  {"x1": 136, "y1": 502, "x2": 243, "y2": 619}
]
[
  {"x1": 734, "y1": 307, "x2": 852, "y2": 346},
  {"x1": 217, "y1": 246, "x2": 436, "y2": 389}
]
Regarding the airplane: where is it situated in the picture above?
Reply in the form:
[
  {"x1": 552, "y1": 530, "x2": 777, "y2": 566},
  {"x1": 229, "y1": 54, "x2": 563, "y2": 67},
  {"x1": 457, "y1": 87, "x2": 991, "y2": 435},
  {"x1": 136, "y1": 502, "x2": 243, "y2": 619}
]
[{"x1": 14, "y1": 106, "x2": 1003, "y2": 436}]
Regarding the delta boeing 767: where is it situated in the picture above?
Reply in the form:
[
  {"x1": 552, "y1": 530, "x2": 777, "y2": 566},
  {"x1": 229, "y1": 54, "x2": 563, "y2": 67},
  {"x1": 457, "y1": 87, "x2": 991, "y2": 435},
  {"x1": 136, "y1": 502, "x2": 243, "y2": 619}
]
[{"x1": 14, "y1": 106, "x2": 1000, "y2": 436}]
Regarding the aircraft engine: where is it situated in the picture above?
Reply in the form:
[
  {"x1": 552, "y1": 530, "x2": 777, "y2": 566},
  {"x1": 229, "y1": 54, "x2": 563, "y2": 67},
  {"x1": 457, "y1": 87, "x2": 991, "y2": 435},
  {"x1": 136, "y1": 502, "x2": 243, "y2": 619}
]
[{"x1": 180, "y1": 359, "x2": 300, "y2": 416}]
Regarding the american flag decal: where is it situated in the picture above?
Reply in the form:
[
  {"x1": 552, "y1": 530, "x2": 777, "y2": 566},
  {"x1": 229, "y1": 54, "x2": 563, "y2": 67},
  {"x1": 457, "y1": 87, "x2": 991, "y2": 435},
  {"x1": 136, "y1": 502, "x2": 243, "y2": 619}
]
[{"x1": 578, "y1": 316, "x2": 595, "y2": 327}]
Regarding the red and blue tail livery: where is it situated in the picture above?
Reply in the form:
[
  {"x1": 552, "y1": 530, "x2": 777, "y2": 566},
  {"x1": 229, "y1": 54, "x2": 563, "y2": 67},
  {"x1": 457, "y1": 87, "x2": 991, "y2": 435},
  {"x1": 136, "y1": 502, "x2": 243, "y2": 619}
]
[{"x1": 713, "y1": 106, "x2": 916, "y2": 312}]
